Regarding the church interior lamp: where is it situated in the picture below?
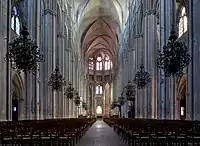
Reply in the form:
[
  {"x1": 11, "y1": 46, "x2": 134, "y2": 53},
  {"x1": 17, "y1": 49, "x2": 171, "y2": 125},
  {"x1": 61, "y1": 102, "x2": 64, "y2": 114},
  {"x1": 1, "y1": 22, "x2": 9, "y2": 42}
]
[
  {"x1": 124, "y1": 81, "x2": 136, "y2": 101},
  {"x1": 111, "y1": 99, "x2": 119, "y2": 109},
  {"x1": 74, "y1": 90, "x2": 80, "y2": 106},
  {"x1": 134, "y1": 64, "x2": 151, "y2": 89},
  {"x1": 118, "y1": 93, "x2": 125, "y2": 106},
  {"x1": 157, "y1": 31, "x2": 190, "y2": 77},
  {"x1": 82, "y1": 102, "x2": 87, "y2": 110},
  {"x1": 5, "y1": 26, "x2": 43, "y2": 73},
  {"x1": 64, "y1": 82, "x2": 75, "y2": 99},
  {"x1": 48, "y1": 65, "x2": 66, "y2": 91}
]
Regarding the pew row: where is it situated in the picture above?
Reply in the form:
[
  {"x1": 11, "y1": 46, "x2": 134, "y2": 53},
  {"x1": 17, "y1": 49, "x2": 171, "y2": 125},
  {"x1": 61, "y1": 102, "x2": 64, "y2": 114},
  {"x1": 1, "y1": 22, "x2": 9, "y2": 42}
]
[
  {"x1": 0, "y1": 118, "x2": 96, "y2": 145},
  {"x1": 104, "y1": 118, "x2": 200, "y2": 146}
]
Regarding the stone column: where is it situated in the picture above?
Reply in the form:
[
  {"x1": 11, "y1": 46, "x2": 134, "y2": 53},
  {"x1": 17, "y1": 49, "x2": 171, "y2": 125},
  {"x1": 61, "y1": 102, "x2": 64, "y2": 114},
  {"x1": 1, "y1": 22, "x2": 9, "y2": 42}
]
[
  {"x1": 143, "y1": 9, "x2": 148, "y2": 119},
  {"x1": 143, "y1": 8, "x2": 157, "y2": 119},
  {"x1": 187, "y1": 0, "x2": 200, "y2": 120},
  {"x1": 137, "y1": 35, "x2": 143, "y2": 118},
  {"x1": 68, "y1": 51, "x2": 73, "y2": 118},
  {"x1": 0, "y1": 0, "x2": 11, "y2": 121},
  {"x1": 91, "y1": 84, "x2": 94, "y2": 115},
  {"x1": 157, "y1": 0, "x2": 169, "y2": 119},
  {"x1": 24, "y1": 0, "x2": 36, "y2": 120},
  {"x1": 32, "y1": 0, "x2": 42, "y2": 120},
  {"x1": 64, "y1": 47, "x2": 69, "y2": 118},
  {"x1": 42, "y1": 1, "x2": 56, "y2": 119},
  {"x1": 57, "y1": 33, "x2": 65, "y2": 118},
  {"x1": 135, "y1": 36, "x2": 140, "y2": 118}
]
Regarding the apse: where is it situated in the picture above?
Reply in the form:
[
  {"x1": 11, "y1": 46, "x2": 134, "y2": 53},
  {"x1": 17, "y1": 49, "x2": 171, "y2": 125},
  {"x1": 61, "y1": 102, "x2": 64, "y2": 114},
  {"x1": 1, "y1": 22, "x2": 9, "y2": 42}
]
[{"x1": 96, "y1": 106, "x2": 103, "y2": 114}]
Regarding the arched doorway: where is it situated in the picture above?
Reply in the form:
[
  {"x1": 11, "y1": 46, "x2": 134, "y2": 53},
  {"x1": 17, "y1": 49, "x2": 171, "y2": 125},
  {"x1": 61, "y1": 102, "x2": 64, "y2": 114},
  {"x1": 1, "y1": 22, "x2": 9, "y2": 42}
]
[
  {"x1": 177, "y1": 74, "x2": 187, "y2": 120},
  {"x1": 96, "y1": 106, "x2": 102, "y2": 118},
  {"x1": 12, "y1": 73, "x2": 23, "y2": 121},
  {"x1": 12, "y1": 96, "x2": 19, "y2": 121},
  {"x1": 180, "y1": 86, "x2": 186, "y2": 120}
]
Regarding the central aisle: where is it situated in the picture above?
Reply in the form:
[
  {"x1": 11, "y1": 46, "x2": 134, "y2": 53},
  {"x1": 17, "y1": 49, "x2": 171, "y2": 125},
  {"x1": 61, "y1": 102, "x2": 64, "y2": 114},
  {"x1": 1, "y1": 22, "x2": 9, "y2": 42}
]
[{"x1": 76, "y1": 119, "x2": 128, "y2": 146}]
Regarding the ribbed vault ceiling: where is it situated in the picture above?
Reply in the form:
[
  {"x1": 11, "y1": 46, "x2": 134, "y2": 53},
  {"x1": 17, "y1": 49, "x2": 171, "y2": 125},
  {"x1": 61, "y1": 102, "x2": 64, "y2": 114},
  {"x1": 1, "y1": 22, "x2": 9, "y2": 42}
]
[{"x1": 77, "y1": 0, "x2": 123, "y2": 62}]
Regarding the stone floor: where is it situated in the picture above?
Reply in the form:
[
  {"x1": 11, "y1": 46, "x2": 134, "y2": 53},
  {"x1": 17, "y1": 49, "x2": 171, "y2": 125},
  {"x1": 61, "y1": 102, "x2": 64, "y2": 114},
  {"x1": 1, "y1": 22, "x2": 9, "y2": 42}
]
[{"x1": 76, "y1": 119, "x2": 128, "y2": 146}]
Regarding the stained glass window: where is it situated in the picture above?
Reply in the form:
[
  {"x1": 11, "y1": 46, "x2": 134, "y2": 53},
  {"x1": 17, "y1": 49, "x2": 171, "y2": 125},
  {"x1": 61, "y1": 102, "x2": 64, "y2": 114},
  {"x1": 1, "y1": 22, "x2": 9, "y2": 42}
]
[
  {"x1": 96, "y1": 85, "x2": 103, "y2": 94},
  {"x1": 96, "y1": 56, "x2": 102, "y2": 70},
  {"x1": 105, "y1": 56, "x2": 112, "y2": 70},
  {"x1": 178, "y1": 7, "x2": 187, "y2": 37},
  {"x1": 11, "y1": 6, "x2": 20, "y2": 35},
  {"x1": 88, "y1": 57, "x2": 94, "y2": 70}
]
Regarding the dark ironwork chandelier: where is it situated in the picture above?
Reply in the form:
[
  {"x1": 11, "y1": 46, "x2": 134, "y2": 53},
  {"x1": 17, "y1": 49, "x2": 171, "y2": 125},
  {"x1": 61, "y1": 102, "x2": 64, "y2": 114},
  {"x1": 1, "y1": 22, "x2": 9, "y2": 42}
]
[
  {"x1": 5, "y1": 26, "x2": 43, "y2": 73},
  {"x1": 124, "y1": 81, "x2": 136, "y2": 101},
  {"x1": 64, "y1": 82, "x2": 74, "y2": 99},
  {"x1": 134, "y1": 64, "x2": 151, "y2": 89},
  {"x1": 118, "y1": 93, "x2": 125, "y2": 106},
  {"x1": 111, "y1": 99, "x2": 119, "y2": 109},
  {"x1": 157, "y1": 31, "x2": 190, "y2": 77},
  {"x1": 48, "y1": 66, "x2": 66, "y2": 91},
  {"x1": 82, "y1": 102, "x2": 87, "y2": 110},
  {"x1": 74, "y1": 90, "x2": 80, "y2": 106}
]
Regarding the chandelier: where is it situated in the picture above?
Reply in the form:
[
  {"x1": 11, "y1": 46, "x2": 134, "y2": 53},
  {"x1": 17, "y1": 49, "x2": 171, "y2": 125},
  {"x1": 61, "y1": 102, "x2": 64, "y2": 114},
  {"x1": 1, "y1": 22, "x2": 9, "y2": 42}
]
[
  {"x1": 111, "y1": 99, "x2": 119, "y2": 109},
  {"x1": 118, "y1": 93, "x2": 125, "y2": 106},
  {"x1": 157, "y1": 31, "x2": 190, "y2": 77},
  {"x1": 5, "y1": 26, "x2": 43, "y2": 73},
  {"x1": 124, "y1": 81, "x2": 136, "y2": 101},
  {"x1": 48, "y1": 66, "x2": 66, "y2": 91},
  {"x1": 82, "y1": 102, "x2": 87, "y2": 110},
  {"x1": 134, "y1": 64, "x2": 151, "y2": 89},
  {"x1": 74, "y1": 90, "x2": 80, "y2": 106},
  {"x1": 64, "y1": 82, "x2": 74, "y2": 99}
]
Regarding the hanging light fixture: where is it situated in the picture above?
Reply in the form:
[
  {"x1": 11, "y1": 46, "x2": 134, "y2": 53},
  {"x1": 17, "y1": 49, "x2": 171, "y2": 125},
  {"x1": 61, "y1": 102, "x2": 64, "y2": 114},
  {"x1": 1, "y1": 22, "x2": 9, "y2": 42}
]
[
  {"x1": 111, "y1": 99, "x2": 119, "y2": 109},
  {"x1": 157, "y1": 31, "x2": 190, "y2": 77},
  {"x1": 118, "y1": 93, "x2": 125, "y2": 106},
  {"x1": 74, "y1": 90, "x2": 80, "y2": 106},
  {"x1": 5, "y1": 26, "x2": 43, "y2": 73},
  {"x1": 82, "y1": 102, "x2": 87, "y2": 110},
  {"x1": 48, "y1": 66, "x2": 66, "y2": 91},
  {"x1": 124, "y1": 81, "x2": 136, "y2": 101},
  {"x1": 64, "y1": 82, "x2": 74, "y2": 99},
  {"x1": 134, "y1": 64, "x2": 151, "y2": 89}
]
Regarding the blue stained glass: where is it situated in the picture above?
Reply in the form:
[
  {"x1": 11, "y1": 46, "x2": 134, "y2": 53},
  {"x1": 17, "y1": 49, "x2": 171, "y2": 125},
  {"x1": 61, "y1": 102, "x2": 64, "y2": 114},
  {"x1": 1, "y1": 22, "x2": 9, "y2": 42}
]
[{"x1": 13, "y1": 6, "x2": 18, "y2": 15}]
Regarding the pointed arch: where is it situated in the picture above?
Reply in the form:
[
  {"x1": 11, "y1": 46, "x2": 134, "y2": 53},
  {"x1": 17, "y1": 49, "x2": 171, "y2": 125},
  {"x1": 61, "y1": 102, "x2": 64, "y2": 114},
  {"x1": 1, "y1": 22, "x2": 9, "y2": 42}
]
[{"x1": 12, "y1": 73, "x2": 24, "y2": 100}]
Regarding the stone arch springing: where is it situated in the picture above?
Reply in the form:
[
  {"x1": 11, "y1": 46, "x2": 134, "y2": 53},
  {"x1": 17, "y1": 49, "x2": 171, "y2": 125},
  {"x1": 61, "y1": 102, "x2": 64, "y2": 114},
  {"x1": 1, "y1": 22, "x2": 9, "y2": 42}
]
[
  {"x1": 56, "y1": 3, "x2": 63, "y2": 34},
  {"x1": 137, "y1": 4, "x2": 143, "y2": 34},
  {"x1": 56, "y1": 3, "x2": 63, "y2": 67},
  {"x1": 12, "y1": 73, "x2": 24, "y2": 99}
]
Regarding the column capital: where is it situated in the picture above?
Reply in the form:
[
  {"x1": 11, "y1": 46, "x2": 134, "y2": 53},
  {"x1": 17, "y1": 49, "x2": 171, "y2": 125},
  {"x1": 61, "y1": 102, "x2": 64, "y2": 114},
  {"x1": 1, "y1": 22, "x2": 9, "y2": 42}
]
[{"x1": 43, "y1": 9, "x2": 56, "y2": 16}]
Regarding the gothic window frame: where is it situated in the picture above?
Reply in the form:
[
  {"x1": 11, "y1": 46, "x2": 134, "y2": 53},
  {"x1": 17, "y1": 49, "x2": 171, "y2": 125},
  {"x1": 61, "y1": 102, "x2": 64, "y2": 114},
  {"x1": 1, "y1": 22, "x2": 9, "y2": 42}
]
[
  {"x1": 96, "y1": 85, "x2": 103, "y2": 94},
  {"x1": 105, "y1": 56, "x2": 112, "y2": 70},
  {"x1": 88, "y1": 57, "x2": 94, "y2": 70},
  {"x1": 178, "y1": 6, "x2": 188, "y2": 37},
  {"x1": 96, "y1": 56, "x2": 102, "y2": 70},
  {"x1": 11, "y1": 6, "x2": 20, "y2": 35}
]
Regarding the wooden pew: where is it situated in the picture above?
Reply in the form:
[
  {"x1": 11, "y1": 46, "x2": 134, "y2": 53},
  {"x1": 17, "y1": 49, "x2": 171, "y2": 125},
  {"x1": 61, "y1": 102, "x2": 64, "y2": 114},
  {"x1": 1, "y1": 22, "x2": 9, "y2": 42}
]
[
  {"x1": 104, "y1": 118, "x2": 200, "y2": 146},
  {"x1": 0, "y1": 118, "x2": 96, "y2": 145}
]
